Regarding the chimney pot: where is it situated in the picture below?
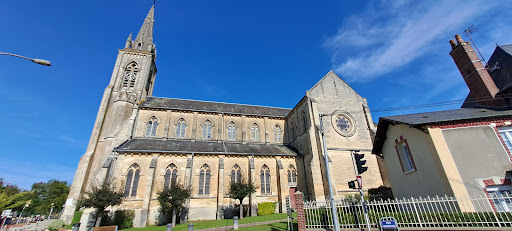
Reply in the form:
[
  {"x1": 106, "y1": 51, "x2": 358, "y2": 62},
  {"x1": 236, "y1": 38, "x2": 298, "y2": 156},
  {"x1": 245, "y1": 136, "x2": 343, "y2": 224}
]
[
  {"x1": 455, "y1": 34, "x2": 464, "y2": 43},
  {"x1": 449, "y1": 39, "x2": 457, "y2": 49}
]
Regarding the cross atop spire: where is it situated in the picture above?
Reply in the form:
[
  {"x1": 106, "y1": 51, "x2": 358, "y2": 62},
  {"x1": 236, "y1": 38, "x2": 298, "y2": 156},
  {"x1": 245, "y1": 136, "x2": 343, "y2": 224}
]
[{"x1": 133, "y1": 6, "x2": 155, "y2": 52}]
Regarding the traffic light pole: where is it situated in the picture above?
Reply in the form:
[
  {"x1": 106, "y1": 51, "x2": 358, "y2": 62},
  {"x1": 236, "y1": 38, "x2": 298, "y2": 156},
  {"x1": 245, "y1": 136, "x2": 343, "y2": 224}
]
[
  {"x1": 319, "y1": 114, "x2": 341, "y2": 231},
  {"x1": 350, "y1": 151, "x2": 371, "y2": 231}
]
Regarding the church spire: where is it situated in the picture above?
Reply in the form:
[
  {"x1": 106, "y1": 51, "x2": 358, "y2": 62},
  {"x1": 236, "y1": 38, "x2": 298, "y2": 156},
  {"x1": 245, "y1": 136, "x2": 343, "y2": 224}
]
[{"x1": 133, "y1": 6, "x2": 154, "y2": 52}]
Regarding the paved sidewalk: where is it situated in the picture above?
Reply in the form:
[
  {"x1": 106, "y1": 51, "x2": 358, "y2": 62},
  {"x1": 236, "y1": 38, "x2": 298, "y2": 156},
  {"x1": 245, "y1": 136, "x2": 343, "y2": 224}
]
[{"x1": 200, "y1": 218, "x2": 289, "y2": 231}]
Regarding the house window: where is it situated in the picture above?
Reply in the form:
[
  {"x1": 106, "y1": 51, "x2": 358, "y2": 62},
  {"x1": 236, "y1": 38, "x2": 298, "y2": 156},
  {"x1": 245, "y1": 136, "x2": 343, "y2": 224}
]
[
  {"x1": 202, "y1": 120, "x2": 212, "y2": 139},
  {"x1": 287, "y1": 165, "x2": 297, "y2": 183},
  {"x1": 395, "y1": 139, "x2": 416, "y2": 173},
  {"x1": 487, "y1": 186, "x2": 512, "y2": 212},
  {"x1": 231, "y1": 164, "x2": 242, "y2": 183},
  {"x1": 227, "y1": 122, "x2": 237, "y2": 141},
  {"x1": 273, "y1": 125, "x2": 282, "y2": 142},
  {"x1": 145, "y1": 117, "x2": 158, "y2": 137},
  {"x1": 124, "y1": 163, "x2": 140, "y2": 197},
  {"x1": 164, "y1": 164, "x2": 178, "y2": 188},
  {"x1": 250, "y1": 123, "x2": 260, "y2": 141},
  {"x1": 176, "y1": 119, "x2": 187, "y2": 138},
  {"x1": 260, "y1": 165, "x2": 271, "y2": 194},
  {"x1": 198, "y1": 164, "x2": 211, "y2": 195},
  {"x1": 122, "y1": 62, "x2": 138, "y2": 88},
  {"x1": 498, "y1": 126, "x2": 512, "y2": 153}
]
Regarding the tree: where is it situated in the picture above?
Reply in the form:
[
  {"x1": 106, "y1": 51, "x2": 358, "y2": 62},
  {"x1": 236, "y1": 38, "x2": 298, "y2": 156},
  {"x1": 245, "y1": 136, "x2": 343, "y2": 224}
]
[
  {"x1": 79, "y1": 181, "x2": 124, "y2": 227},
  {"x1": 157, "y1": 183, "x2": 191, "y2": 227},
  {"x1": 0, "y1": 179, "x2": 32, "y2": 213},
  {"x1": 27, "y1": 180, "x2": 70, "y2": 215},
  {"x1": 227, "y1": 177, "x2": 255, "y2": 220}
]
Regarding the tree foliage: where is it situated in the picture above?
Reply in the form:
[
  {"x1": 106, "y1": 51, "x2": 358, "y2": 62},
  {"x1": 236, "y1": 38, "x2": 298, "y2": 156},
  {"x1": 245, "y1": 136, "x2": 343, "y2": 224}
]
[
  {"x1": 227, "y1": 177, "x2": 256, "y2": 219},
  {"x1": 0, "y1": 178, "x2": 32, "y2": 212},
  {"x1": 79, "y1": 181, "x2": 124, "y2": 227},
  {"x1": 157, "y1": 183, "x2": 191, "y2": 226},
  {"x1": 27, "y1": 179, "x2": 69, "y2": 215}
]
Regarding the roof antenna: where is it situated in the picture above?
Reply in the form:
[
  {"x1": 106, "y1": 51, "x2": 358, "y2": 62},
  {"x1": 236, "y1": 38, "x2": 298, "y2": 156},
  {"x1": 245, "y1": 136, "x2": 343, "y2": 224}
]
[{"x1": 464, "y1": 25, "x2": 489, "y2": 69}]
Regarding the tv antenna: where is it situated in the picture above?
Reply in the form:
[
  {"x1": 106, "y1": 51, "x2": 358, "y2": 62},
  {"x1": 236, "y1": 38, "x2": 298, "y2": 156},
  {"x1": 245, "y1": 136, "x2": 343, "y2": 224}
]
[{"x1": 464, "y1": 25, "x2": 488, "y2": 69}]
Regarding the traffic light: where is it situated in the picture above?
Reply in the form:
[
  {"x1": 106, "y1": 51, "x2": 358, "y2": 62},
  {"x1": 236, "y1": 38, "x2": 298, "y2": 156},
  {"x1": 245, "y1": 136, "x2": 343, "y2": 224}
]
[
  {"x1": 354, "y1": 152, "x2": 368, "y2": 175},
  {"x1": 348, "y1": 180, "x2": 356, "y2": 189}
]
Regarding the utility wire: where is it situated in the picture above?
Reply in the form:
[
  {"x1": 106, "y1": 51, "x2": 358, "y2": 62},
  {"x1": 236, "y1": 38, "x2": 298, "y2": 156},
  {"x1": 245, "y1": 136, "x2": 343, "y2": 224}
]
[{"x1": 372, "y1": 93, "x2": 512, "y2": 113}]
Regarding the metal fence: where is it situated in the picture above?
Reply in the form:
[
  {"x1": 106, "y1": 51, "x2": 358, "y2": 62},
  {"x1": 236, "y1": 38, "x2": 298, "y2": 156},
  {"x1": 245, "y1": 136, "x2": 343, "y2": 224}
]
[{"x1": 304, "y1": 194, "x2": 512, "y2": 229}]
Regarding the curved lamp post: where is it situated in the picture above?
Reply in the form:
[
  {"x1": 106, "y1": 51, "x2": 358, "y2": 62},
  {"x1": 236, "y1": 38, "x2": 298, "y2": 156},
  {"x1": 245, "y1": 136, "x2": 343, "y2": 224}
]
[{"x1": 0, "y1": 52, "x2": 51, "y2": 66}]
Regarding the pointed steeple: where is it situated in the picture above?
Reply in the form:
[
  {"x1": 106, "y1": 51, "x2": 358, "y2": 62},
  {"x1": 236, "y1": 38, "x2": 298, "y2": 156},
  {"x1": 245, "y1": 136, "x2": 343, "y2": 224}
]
[
  {"x1": 125, "y1": 32, "x2": 133, "y2": 48},
  {"x1": 134, "y1": 6, "x2": 154, "y2": 52}
]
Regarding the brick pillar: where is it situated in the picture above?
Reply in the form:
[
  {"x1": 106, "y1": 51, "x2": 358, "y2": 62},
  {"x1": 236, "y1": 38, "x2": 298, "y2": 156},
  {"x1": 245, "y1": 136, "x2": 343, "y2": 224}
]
[{"x1": 294, "y1": 191, "x2": 306, "y2": 231}]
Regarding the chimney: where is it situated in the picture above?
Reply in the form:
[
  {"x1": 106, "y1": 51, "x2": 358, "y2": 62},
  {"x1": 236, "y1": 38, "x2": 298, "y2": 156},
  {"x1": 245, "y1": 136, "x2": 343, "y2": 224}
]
[{"x1": 449, "y1": 34, "x2": 500, "y2": 106}]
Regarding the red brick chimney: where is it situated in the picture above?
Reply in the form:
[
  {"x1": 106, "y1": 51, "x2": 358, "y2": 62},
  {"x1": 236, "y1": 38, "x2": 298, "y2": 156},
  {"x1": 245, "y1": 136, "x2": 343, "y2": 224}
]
[{"x1": 449, "y1": 34, "x2": 502, "y2": 107}]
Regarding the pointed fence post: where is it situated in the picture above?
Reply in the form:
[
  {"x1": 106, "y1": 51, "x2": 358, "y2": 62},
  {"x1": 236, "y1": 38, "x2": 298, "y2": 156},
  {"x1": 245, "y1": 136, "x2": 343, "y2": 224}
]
[
  {"x1": 411, "y1": 197, "x2": 423, "y2": 227},
  {"x1": 294, "y1": 191, "x2": 306, "y2": 231}
]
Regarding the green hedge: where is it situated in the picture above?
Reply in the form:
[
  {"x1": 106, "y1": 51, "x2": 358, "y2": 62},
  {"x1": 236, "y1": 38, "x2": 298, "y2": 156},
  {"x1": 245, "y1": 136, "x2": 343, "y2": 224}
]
[{"x1": 258, "y1": 202, "x2": 277, "y2": 216}]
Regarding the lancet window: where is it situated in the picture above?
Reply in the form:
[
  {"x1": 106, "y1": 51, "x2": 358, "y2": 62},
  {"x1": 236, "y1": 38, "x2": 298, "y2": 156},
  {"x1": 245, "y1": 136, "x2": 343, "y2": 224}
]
[
  {"x1": 250, "y1": 123, "x2": 260, "y2": 141},
  {"x1": 231, "y1": 164, "x2": 242, "y2": 183},
  {"x1": 124, "y1": 163, "x2": 141, "y2": 197},
  {"x1": 176, "y1": 119, "x2": 187, "y2": 138},
  {"x1": 145, "y1": 117, "x2": 158, "y2": 137},
  {"x1": 164, "y1": 164, "x2": 178, "y2": 188},
  {"x1": 227, "y1": 122, "x2": 237, "y2": 141},
  {"x1": 202, "y1": 120, "x2": 212, "y2": 139},
  {"x1": 273, "y1": 125, "x2": 282, "y2": 142},
  {"x1": 198, "y1": 164, "x2": 211, "y2": 195},
  {"x1": 260, "y1": 165, "x2": 271, "y2": 194},
  {"x1": 287, "y1": 165, "x2": 297, "y2": 183}
]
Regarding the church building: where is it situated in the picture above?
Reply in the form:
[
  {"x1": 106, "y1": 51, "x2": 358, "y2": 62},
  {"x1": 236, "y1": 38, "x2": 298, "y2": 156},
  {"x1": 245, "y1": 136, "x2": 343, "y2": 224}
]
[{"x1": 62, "y1": 6, "x2": 384, "y2": 227}]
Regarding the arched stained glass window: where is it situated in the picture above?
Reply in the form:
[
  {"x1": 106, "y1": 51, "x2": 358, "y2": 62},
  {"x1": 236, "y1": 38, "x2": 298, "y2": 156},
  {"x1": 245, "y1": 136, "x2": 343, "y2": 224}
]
[
  {"x1": 176, "y1": 119, "x2": 187, "y2": 138},
  {"x1": 202, "y1": 120, "x2": 212, "y2": 139},
  {"x1": 273, "y1": 125, "x2": 282, "y2": 142},
  {"x1": 231, "y1": 164, "x2": 242, "y2": 183},
  {"x1": 164, "y1": 164, "x2": 178, "y2": 188},
  {"x1": 260, "y1": 165, "x2": 271, "y2": 194},
  {"x1": 227, "y1": 122, "x2": 237, "y2": 141},
  {"x1": 124, "y1": 163, "x2": 141, "y2": 197},
  {"x1": 122, "y1": 62, "x2": 138, "y2": 88},
  {"x1": 198, "y1": 164, "x2": 211, "y2": 195},
  {"x1": 287, "y1": 165, "x2": 297, "y2": 183},
  {"x1": 145, "y1": 117, "x2": 158, "y2": 137},
  {"x1": 250, "y1": 123, "x2": 260, "y2": 141}
]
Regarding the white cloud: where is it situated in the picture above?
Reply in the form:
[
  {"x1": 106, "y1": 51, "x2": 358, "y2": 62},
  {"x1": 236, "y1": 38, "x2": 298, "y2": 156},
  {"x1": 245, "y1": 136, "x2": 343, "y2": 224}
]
[{"x1": 326, "y1": 0, "x2": 497, "y2": 83}]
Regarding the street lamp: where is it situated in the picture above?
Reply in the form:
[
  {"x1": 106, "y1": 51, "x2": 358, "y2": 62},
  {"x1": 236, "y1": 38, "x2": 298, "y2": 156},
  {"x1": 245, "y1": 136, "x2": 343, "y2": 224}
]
[
  {"x1": 16, "y1": 201, "x2": 31, "y2": 224},
  {"x1": 48, "y1": 203, "x2": 55, "y2": 220},
  {"x1": 0, "y1": 52, "x2": 51, "y2": 66}
]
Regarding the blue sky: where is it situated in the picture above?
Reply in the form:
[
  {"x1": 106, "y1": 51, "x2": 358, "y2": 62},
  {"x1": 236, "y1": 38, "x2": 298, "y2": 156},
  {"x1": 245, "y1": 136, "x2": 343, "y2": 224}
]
[{"x1": 1, "y1": 0, "x2": 511, "y2": 190}]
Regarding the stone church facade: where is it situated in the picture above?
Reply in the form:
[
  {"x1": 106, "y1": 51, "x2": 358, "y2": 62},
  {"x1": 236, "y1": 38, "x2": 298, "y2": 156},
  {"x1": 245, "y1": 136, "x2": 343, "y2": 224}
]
[{"x1": 61, "y1": 6, "x2": 383, "y2": 227}]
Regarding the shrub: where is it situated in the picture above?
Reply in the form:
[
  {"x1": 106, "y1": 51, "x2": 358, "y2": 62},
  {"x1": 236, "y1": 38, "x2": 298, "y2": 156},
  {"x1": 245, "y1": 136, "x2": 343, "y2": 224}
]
[
  {"x1": 112, "y1": 210, "x2": 135, "y2": 230},
  {"x1": 258, "y1": 202, "x2": 276, "y2": 215},
  {"x1": 48, "y1": 219, "x2": 65, "y2": 231}
]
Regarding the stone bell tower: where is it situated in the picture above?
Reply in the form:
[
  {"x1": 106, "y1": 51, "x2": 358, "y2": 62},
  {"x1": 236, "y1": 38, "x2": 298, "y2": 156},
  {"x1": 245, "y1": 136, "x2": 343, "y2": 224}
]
[{"x1": 61, "y1": 6, "x2": 157, "y2": 223}]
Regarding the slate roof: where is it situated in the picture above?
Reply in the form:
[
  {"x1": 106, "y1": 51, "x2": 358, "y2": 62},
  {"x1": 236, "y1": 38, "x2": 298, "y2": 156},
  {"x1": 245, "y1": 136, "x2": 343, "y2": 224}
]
[
  {"x1": 140, "y1": 97, "x2": 291, "y2": 117},
  {"x1": 372, "y1": 108, "x2": 512, "y2": 156},
  {"x1": 114, "y1": 139, "x2": 299, "y2": 156},
  {"x1": 379, "y1": 108, "x2": 512, "y2": 126}
]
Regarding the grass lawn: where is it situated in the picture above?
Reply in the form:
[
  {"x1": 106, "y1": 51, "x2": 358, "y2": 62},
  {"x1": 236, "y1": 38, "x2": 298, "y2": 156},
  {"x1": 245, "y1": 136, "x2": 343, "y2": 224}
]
[{"x1": 122, "y1": 213, "x2": 294, "y2": 231}]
